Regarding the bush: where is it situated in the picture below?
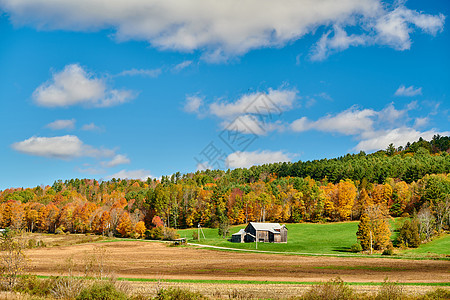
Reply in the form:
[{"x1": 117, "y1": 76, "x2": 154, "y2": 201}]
[
  {"x1": 77, "y1": 282, "x2": 128, "y2": 300},
  {"x1": 418, "y1": 288, "x2": 450, "y2": 300},
  {"x1": 350, "y1": 243, "x2": 362, "y2": 253},
  {"x1": 14, "y1": 275, "x2": 53, "y2": 296},
  {"x1": 28, "y1": 239, "x2": 37, "y2": 249},
  {"x1": 55, "y1": 226, "x2": 65, "y2": 235},
  {"x1": 375, "y1": 278, "x2": 403, "y2": 300},
  {"x1": 163, "y1": 228, "x2": 180, "y2": 241},
  {"x1": 382, "y1": 249, "x2": 394, "y2": 255},
  {"x1": 301, "y1": 277, "x2": 354, "y2": 300},
  {"x1": 155, "y1": 287, "x2": 207, "y2": 300},
  {"x1": 50, "y1": 276, "x2": 86, "y2": 299}
]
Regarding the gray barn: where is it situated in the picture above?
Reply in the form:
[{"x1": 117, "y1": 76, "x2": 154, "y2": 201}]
[{"x1": 231, "y1": 222, "x2": 287, "y2": 243}]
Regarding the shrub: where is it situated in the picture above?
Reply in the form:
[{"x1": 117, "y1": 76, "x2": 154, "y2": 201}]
[
  {"x1": 192, "y1": 231, "x2": 199, "y2": 241},
  {"x1": 301, "y1": 277, "x2": 354, "y2": 300},
  {"x1": 27, "y1": 239, "x2": 37, "y2": 249},
  {"x1": 163, "y1": 227, "x2": 180, "y2": 241},
  {"x1": 350, "y1": 243, "x2": 362, "y2": 253},
  {"x1": 375, "y1": 278, "x2": 404, "y2": 300},
  {"x1": 76, "y1": 282, "x2": 128, "y2": 300},
  {"x1": 55, "y1": 226, "x2": 65, "y2": 235},
  {"x1": 155, "y1": 287, "x2": 207, "y2": 300},
  {"x1": 418, "y1": 288, "x2": 450, "y2": 300},
  {"x1": 50, "y1": 276, "x2": 86, "y2": 299},
  {"x1": 14, "y1": 275, "x2": 53, "y2": 296},
  {"x1": 382, "y1": 249, "x2": 394, "y2": 255}
]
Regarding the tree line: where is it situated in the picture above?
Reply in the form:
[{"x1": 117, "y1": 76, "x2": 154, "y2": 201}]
[{"x1": 0, "y1": 136, "x2": 448, "y2": 243}]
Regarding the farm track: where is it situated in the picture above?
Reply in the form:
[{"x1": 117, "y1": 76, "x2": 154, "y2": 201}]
[{"x1": 25, "y1": 241, "x2": 449, "y2": 284}]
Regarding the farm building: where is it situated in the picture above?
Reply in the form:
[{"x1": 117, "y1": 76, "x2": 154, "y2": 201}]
[{"x1": 231, "y1": 222, "x2": 287, "y2": 243}]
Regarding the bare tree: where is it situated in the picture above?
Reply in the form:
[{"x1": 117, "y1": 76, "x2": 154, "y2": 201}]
[
  {"x1": 0, "y1": 229, "x2": 26, "y2": 290},
  {"x1": 417, "y1": 206, "x2": 436, "y2": 242},
  {"x1": 435, "y1": 198, "x2": 450, "y2": 231}
]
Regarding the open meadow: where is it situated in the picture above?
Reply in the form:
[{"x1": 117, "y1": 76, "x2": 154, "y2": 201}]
[
  {"x1": 18, "y1": 222, "x2": 450, "y2": 299},
  {"x1": 178, "y1": 221, "x2": 450, "y2": 258}
]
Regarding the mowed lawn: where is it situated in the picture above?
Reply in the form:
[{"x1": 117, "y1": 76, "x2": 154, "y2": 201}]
[
  {"x1": 178, "y1": 222, "x2": 359, "y2": 255},
  {"x1": 177, "y1": 221, "x2": 450, "y2": 257}
]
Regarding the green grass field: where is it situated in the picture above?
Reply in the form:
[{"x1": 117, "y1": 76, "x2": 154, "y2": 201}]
[{"x1": 177, "y1": 221, "x2": 449, "y2": 258}]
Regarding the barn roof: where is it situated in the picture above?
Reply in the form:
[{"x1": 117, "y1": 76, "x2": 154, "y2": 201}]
[
  {"x1": 249, "y1": 222, "x2": 287, "y2": 233},
  {"x1": 232, "y1": 229, "x2": 246, "y2": 236}
]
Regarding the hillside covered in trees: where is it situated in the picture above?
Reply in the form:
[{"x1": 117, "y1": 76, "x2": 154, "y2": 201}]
[{"x1": 0, "y1": 135, "x2": 449, "y2": 241}]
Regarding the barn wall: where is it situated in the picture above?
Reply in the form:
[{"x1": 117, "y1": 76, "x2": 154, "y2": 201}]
[{"x1": 280, "y1": 228, "x2": 288, "y2": 243}]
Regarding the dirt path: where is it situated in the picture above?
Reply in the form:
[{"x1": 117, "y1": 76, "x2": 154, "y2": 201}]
[{"x1": 25, "y1": 241, "x2": 449, "y2": 284}]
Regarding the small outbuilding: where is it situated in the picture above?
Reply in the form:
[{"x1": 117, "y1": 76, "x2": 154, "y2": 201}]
[
  {"x1": 231, "y1": 229, "x2": 246, "y2": 243},
  {"x1": 231, "y1": 222, "x2": 287, "y2": 243}
]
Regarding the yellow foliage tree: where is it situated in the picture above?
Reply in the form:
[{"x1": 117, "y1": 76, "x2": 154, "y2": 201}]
[
  {"x1": 134, "y1": 221, "x2": 146, "y2": 238},
  {"x1": 356, "y1": 205, "x2": 391, "y2": 251},
  {"x1": 116, "y1": 212, "x2": 132, "y2": 237}
]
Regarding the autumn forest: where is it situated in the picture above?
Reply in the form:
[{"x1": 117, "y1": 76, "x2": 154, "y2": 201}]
[{"x1": 1, "y1": 136, "x2": 449, "y2": 247}]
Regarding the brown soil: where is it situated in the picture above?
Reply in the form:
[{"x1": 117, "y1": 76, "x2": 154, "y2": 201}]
[{"x1": 24, "y1": 241, "x2": 449, "y2": 284}]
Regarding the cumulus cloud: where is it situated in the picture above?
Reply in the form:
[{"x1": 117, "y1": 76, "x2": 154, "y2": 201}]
[
  {"x1": 291, "y1": 106, "x2": 377, "y2": 135},
  {"x1": 107, "y1": 169, "x2": 153, "y2": 180},
  {"x1": 45, "y1": 119, "x2": 76, "y2": 130},
  {"x1": 102, "y1": 154, "x2": 130, "y2": 168},
  {"x1": 11, "y1": 135, "x2": 115, "y2": 159},
  {"x1": 206, "y1": 88, "x2": 297, "y2": 135},
  {"x1": 290, "y1": 101, "x2": 447, "y2": 152},
  {"x1": 117, "y1": 68, "x2": 161, "y2": 77},
  {"x1": 414, "y1": 117, "x2": 429, "y2": 128},
  {"x1": 355, "y1": 128, "x2": 449, "y2": 151},
  {"x1": 184, "y1": 95, "x2": 203, "y2": 114},
  {"x1": 375, "y1": 6, "x2": 445, "y2": 51},
  {"x1": 81, "y1": 123, "x2": 101, "y2": 131},
  {"x1": 210, "y1": 88, "x2": 297, "y2": 118},
  {"x1": 0, "y1": 0, "x2": 443, "y2": 61},
  {"x1": 395, "y1": 85, "x2": 422, "y2": 97},
  {"x1": 33, "y1": 64, "x2": 136, "y2": 108},
  {"x1": 311, "y1": 25, "x2": 367, "y2": 61},
  {"x1": 226, "y1": 150, "x2": 292, "y2": 169}
]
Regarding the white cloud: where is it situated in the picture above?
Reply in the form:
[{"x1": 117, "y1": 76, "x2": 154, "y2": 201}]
[
  {"x1": 226, "y1": 150, "x2": 292, "y2": 169},
  {"x1": 210, "y1": 88, "x2": 297, "y2": 118},
  {"x1": 107, "y1": 169, "x2": 153, "y2": 180},
  {"x1": 355, "y1": 128, "x2": 449, "y2": 151},
  {"x1": 375, "y1": 6, "x2": 445, "y2": 51},
  {"x1": 291, "y1": 106, "x2": 376, "y2": 135},
  {"x1": 81, "y1": 123, "x2": 101, "y2": 131},
  {"x1": 45, "y1": 119, "x2": 76, "y2": 130},
  {"x1": 377, "y1": 103, "x2": 407, "y2": 125},
  {"x1": 290, "y1": 102, "x2": 446, "y2": 152},
  {"x1": 117, "y1": 68, "x2": 161, "y2": 77},
  {"x1": 311, "y1": 25, "x2": 367, "y2": 61},
  {"x1": 102, "y1": 154, "x2": 130, "y2": 168},
  {"x1": 395, "y1": 85, "x2": 422, "y2": 97},
  {"x1": 221, "y1": 115, "x2": 267, "y2": 135},
  {"x1": 12, "y1": 135, "x2": 115, "y2": 159},
  {"x1": 184, "y1": 95, "x2": 203, "y2": 114},
  {"x1": 207, "y1": 88, "x2": 297, "y2": 135},
  {"x1": 33, "y1": 64, "x2": 136, "y2": 108},
  {"x1": 414, "y1": 117, "x2": 429, "y2": 128},
  {"x1": 173, "y1": 60, "x2": 193, "y2": 72},
  {"x1": 1, "y1": 1, "x2": 443, "y2": 61}
]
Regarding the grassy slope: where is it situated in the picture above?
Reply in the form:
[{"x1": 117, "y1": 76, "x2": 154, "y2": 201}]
[
  {"x1": 401, "y1": 234, "x2": 450, "y2": 256},
  {"x1": 177, "y1": 221, "x2": 449, "y2": 257},
  {"x1": 178, "y1": 222, "x2": 359, "y2": 255}
]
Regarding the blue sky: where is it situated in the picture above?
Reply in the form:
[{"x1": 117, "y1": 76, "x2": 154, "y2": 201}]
[{"x1": 0, "y1": 0, "x2": 449, "y2": 189}]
